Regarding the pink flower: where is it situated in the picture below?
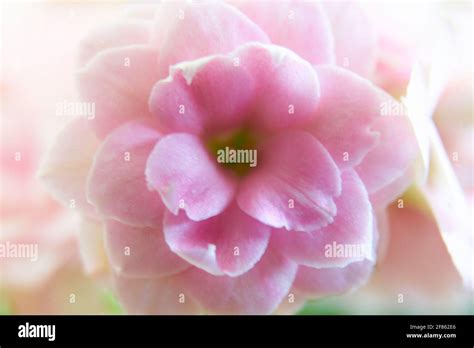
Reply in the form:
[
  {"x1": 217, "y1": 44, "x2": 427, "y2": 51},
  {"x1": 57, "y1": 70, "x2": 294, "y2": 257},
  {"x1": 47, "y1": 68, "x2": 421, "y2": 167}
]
[
  {"x1": 345, "y1": 3, "x2": 473, "y2": 313},
  {"x1": 39, "y1": 1, "x2": 417, "y2": 314}
]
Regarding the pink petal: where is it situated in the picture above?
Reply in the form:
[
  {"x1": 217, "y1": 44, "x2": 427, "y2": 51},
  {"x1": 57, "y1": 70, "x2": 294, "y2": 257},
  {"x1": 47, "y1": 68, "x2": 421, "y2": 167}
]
[
  {"x1": 243, "y1": 44, "x2": 320, "y2": 132},
  {"x1": 87, "y1": 119, "x2": 164, "y2": 227},
  {"x1": 237, "y1": 130, "x2": 341, "y2": 232},
  {"x1": 369, "y1": 166, "x2": 414, "y2": 207},
  {"x1": 152, "y1": 1, "x2": 269, "y2": 80},
  {"x1": 77, "y1": 45, "x2": 159, "y2": 138},
  {"x1": 294, "y1": 259, "x2": 374, "y2": 297},
  {"x1": 232, "y1": 0, "x2": 334, "y2": 65},
  {"x1": 322, "y1": 2, "x2": 376, "y2": 77},
  {"x1": 311, "y1": 65, "x2": 387, "y2": 169},
  {"x1": 38, "y1": 119, "x2": 99, "y2": 217},
  {"x1": 163, "y1": 203, "x2": 270, "y2": 276},
  {"x1": 149, "y1": 43, "x2": 320, "y2": 135},
  {"x1": 146, "y1": 133, "x2": 237, "y2": 221},
  {"x1": 355, "y1": 107, "x2": 418, "y2": 199},
  {"x1": 178, "y1": 243, "x2": 298, "y2": 314},
  {"x1": 105, "y1": 219, "x2": 189, "y2": 278},
  {"x1": 370, "y1": 205, "x2": 464, "y2": 297},
  {"x1": 274, "y1": 170, "x2": 374, "y2": 268},
  {"x1": 149, "y1": 51, "x2": 256, "y2": 135},
  {"x1": 114, "y1": 273, "x2": 201, "y2": 314},
  {"x1": 420, "y1": 128, "x2": 474, "y2": 290},
  {"x1": 78, "y1": 18, "x2": 152, "y2": 67}
]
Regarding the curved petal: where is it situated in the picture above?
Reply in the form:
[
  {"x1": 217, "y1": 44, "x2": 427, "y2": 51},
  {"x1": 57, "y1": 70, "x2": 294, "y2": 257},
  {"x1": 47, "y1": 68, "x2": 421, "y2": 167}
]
[
  {"x1": 146, "y1": 133, "x2": 237, "y2": 221},
  {"x1": 105, "y1": 219, "x2": 189, "y2": 278},
  {"x1": 421, "y1": 127, "x2": 474, "y2": 290},
  {"x1": 150, "y1": 43, "x2": 319, "y2": 135},
  {"x1": 311, "y1": 65, "x2": 391, "y2": 169},
  {"x1": 232, "y1": 0, "x2": 334, "y2": 65},
  {"x1": 274, "y1": 170, "x2": 373, "y2": 268},
  {"x1": 293, "y1": 259, "x2": 375, "y2": 297},
  {"x1": 78, "y1": 18, "x2": 152, "y2": 67},
  {"x1": 149, "y1": 51, "x2": 256, "y2": 135},
  {"x1": 87, "y1": 119, "x2": 164, "y2": 228},
  {"x1": 177, "y1": 243, "x2": 298, "y2": 314},
  {"x1": 77, "y1": 45, "x2": 159, "y2": 138},
  {"x1": 356, "y1": 102, "x2": 418, "y2": 197},
  {"x1": 243, "y1": 44, "x2": 320, "y2": 132},
  {"x1": 322, "y1": 2, "x2": 376, "y2": 77},
  {"x1": 369, "y1": 165, "x2": 415, "y2": 207},
  {"x1": 237, "y1": 130, "x2": 341, "y2": 232},
  {"x1": 114, "y1": 273, "x2": 201, "y2": 315},
  {"x1": 370, "y1": 205, "x2": 465, "y2": 297},
  {"x1": 151, "y1": 1, "x2": 270, "y2": 80},
  {"x1": 164, "y1": 203, "x2": 270, "y2": 276},
  {"x1": 38, "y1": 119, "x2": 100, "y2": 217}
]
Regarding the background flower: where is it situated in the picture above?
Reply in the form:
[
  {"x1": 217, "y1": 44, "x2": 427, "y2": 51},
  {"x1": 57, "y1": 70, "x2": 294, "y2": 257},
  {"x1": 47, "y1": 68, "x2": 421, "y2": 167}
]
[{"x1": 0, "y1": 1, "x2": 122, "y2": 314}]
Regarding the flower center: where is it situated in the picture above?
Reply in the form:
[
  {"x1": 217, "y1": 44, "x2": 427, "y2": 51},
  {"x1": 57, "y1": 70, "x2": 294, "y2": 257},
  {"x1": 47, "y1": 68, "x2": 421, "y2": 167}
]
[{"x1": 207, "y1": 128, "x2": 258, "y2": 177}]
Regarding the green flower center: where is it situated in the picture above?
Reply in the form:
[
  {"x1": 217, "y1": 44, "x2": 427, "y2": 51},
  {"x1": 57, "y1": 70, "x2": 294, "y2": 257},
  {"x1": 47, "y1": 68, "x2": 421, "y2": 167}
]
[{"x1": 207, "y1": 128, "x2": 258, "y2": 177}]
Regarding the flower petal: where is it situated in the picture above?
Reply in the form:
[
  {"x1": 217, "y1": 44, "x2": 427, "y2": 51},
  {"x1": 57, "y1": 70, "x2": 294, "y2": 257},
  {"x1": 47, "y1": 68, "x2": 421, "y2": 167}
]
[
  {"x1": 77, "y1": 45, "x2": 159, "y2": 138},
  {"x1": 232, "y1": 0, "x2": 334, "y2": 65},
  {"x1": 152, "y1": 1, "x2": 269, "y2": 80},
  {"x1": 78, "y1": 18, "x2": 152, "y2": 67},
  {"x1": 243, "y1": 44, "x2": 320, "y2": 132},
  {"x1": 237, "y1": 130, "x2": 341, "y2": 232},
  {"x1": 322, "y1": 2, "x2": 376, "y2": 77},
  {"x1": 87, "y1": 119, "x2": 164, "y2": 227},
  {"x1": 38, "y1": 119, "x2": 99, "y2": 217},
  {"x1": 146, "y1": 133, "x2": 237, "y2": 221},
  {"x1": 149, "y1": 50, "x2": 256, "y2": 135},
  {"x1": 274, "y1": 170, "x2": 373, "y2": 268},
  {"x1": 293, "y1": 259, "x2": 374, "y2": 297},
  {"x1": 164, "y1": 203, "x2": 270, "y2": 276},
  {"x1": 356, "y1": 104, "x2": 418, "y2": 198},
  {"x1": 149, "y1": 43, "x2": 320, "y2": 135},
  {"x1": 105, "y1": 219, "x2": 189, "y2": 278},
  {"x1": 420, "y1": 126, "x2": 474, "y2": 290},
  {"x1": 370, "y1": 205, "x2": 465, "y2": 297},
  {"x1": 311, "y1": 65, "x2": 388, "y2": 169},
  {"x1": 178, "y1": 243, "x2": 297, "y2": 314}
]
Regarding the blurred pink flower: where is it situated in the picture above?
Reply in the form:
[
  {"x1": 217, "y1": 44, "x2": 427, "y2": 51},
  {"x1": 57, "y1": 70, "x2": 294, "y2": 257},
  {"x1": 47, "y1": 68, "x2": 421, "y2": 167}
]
[
  {"x1": 39, "y1": 1, "x2": 418, "y2": 314},
  {"x1": 0, "y1": 2, "x2": 117, "y2": 314},
  {"x1": 348, "y1": 3, "x2": 473, "y2": 312}
]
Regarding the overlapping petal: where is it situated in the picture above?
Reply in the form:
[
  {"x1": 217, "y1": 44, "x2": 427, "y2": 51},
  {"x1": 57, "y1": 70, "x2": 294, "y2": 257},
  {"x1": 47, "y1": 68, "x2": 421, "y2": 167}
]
[
  {"x1": 274, "y1": 170, "x2": 373, "y2": 268},
  {"x1": 149, "y1": 43, "x2": 320, "y2": 135},
  {"x1": 87, "y1": 119, "x2": 164, "y2": 227},
  {"x1": 152, "y1": 1, "x2": 270, "y2": 80},
  {"x1": 38, "y1": 119, "x2": 100, "y2": 217},
  {"x1": 232, "y1": 0, "x2": 334, "y2": 65},
  {"x1": 164, "y1": 203, "x2": 270, "y2": 276},
  {"x1": 77, "y1": 45, "x2": 159, "y2": 137},
  {"x1": 105, "y1": 219, "x2": 189, "y2": 278},
  {"x1": 146, "y1": 133, "x2": 237, "y2": 221},
  {"x1": 177, "y1": 243, "x2": 298, "y2": 314},
  {"x1": 237, "y1": 130, "x2": 341, "y2": 232}
]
